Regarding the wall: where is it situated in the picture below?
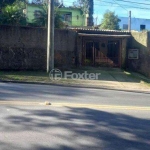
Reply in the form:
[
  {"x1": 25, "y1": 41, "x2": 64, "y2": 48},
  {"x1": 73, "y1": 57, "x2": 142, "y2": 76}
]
[
  {"x1": 119, "y1": 17, "x2": 150, "y2": 31},
  {"x1": 121, "y1": 38, "x2": 127, "y2": 68},
  {"x1": 127, "y1": 31, "x2": 150, "y2": 77},
  {"x1": 54, "y1": 29, "x2": 77, "y2": 68},
  {"x1": 0, "y1": 25, "x2": 76, "y2": 70}
]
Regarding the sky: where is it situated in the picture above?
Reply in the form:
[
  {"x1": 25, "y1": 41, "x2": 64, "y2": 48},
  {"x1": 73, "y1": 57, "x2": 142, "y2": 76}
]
[{"x1": 63, "y1": 0, "x2": 150, "y2": 25}]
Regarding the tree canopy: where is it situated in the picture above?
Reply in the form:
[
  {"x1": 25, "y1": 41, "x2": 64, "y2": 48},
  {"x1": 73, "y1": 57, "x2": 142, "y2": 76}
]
[
  {"x1": 0, "y1": 0, "x2": 64, "y2": 28},
  {"x1": 0, "y1": 0, "x2": 26, "y2": 25},
  {"x1": 31, "y1": 0, "x2": 60, "y2": 6},
  {"x1": 73, "y1": 0, "x2": 93, "y2": 26},
  {"x1": 100, "y1": 11, "x2": 121, "y2": 30},
  {"x1": 0, "y1": 0, "x2": 27, "y2": 7},
  {"x1": 73, "y1": 0, "x2": 93, "y2": 15}
]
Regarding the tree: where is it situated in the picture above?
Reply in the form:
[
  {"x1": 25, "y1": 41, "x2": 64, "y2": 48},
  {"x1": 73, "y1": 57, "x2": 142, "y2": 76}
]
[
  {"x1": 0, "y1": 0, "x2": 26, "y2": 25},
  {"x1": 0, "y1": 0, "x2": 27, "y2": 8},
  {"x1": 32, "y1": 4, "x2": 64, "y2": 28},
  {"x1": 32, "y1": 4, "x2": 48, "y2": 27},
  {"x1": 54, "y1": 10, "x2": 65, "y2": 28},
  {"x1": 100, "y1": 11, "x2": 121, "y2": 30},
  {"x1": 73, "y1": 0, "x2": 93, "y2": 26},
  {"x1": 31, "y1": 0, "x2": 60, "y2": 6},
  {"x1": 0, "y1": 0, "x2": 15, "y2": 6},
  {"x1": 73, "y1": 0, "x2": 89, "y2": 14}
]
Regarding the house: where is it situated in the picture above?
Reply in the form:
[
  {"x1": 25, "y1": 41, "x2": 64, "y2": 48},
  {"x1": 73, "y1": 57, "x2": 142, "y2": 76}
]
[
  {"x1": 25, "y1": 4, "x2": 86, "y2": 27},
  {"x1": 0, "y1": 25, "x2": 150, "y2": 77},
  {"x1": 56, "y1": 7, "x2": 86, "y2": 27},
  {"x1": 119, "y1": 17, "x2": 150, "y2": 31},
  {"x1": 73, "y1": 28, "x2": 131, "y2": 68}
]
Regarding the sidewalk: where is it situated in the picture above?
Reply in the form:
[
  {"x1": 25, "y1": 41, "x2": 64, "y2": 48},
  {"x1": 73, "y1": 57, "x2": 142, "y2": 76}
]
[{"x1": 0, "y1": 68, "x2": 150, "y2": 93}]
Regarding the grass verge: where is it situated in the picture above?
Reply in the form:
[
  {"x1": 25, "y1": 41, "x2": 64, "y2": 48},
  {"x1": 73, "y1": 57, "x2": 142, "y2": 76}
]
[{"x1": 0, "y1": 69, "x2": 150, "y2": 89}]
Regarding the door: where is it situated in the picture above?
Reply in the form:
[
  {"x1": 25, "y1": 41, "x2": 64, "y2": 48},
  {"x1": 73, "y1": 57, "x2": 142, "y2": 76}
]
[
  {"x1": 83, "y1": 40, "x2": 120, "y2": 67},
  {"x1": 85, "y1": 42, "x2": 94, "y2": 65}
]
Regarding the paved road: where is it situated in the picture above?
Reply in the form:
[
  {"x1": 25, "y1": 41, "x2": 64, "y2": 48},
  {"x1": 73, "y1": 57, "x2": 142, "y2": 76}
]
[
  {"x1": 0, "y1": 82, "x2": 150, "y2": 150},
  {"x1": 0, "y1": 82, "x2": 150, "y2": 107}
]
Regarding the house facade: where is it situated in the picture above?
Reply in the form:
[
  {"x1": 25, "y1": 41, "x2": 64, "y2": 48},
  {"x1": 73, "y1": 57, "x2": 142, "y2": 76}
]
[
  {"x1": 57, "y1": 7, "x2": 86, "y2": 27},
  {"x1": 25, "y1": 4, "x2": 86, "y2": 27},
  {"x1": 119, "y1": 17, "x2": 150, "y2": 31},
  {"x1": 0, "y1": 25, "x2": 150, "y2": 77},
  {"x1": 74, "y1": 28, "x2": 131, "y2": 68}
]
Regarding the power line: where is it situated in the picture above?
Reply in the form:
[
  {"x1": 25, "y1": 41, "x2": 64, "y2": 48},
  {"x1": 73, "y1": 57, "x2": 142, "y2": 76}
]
[
  {"x1": 63, "y1": 0, "x2": 150, "y2": 10},
  {"x1": 95, "y1": 0, "x2": 150, "y2": 10},
  {"x1": 114, "y1": 0, "x2": 150, "y2": 6}
]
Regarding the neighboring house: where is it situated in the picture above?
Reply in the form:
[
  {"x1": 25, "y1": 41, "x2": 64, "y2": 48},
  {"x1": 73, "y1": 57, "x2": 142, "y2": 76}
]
[
  {"x1": 57, "y1": 7, "x2": 86, "y2": 27},
  {"x1": 25, "y1": 4, "x2": 86, "y2": 27},
  {"x1": 119, "y1": 17, "x2": 150, "y2": 31}
]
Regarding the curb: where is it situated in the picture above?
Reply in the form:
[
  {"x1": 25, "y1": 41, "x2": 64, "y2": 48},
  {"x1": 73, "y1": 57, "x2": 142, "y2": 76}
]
[{"x1": 0, "y1": 80, "x2": 150, "y2": 94}]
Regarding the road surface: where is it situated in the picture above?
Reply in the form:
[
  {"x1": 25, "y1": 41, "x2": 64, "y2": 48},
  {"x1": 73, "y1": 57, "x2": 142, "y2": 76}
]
[{"x1": 0, "y1": 82, "x2": 150, "y2": 150}]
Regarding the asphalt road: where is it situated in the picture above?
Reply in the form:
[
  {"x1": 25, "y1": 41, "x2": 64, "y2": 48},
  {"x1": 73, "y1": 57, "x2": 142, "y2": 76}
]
[
  {"x1": 0, "y1": 82, "x2": 150, "y2": 150},
  {"x1": 0, "y1": 82, "x2": 150, "y2": 107}
]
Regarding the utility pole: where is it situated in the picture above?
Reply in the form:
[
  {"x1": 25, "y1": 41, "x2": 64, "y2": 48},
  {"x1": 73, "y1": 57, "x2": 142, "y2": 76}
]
[
  {"x1": 128, "y1": 11, "x2": 131, "y2": 32},
  {"x1": 47, "y1": 0, "x2": 54, "y2": 73}
]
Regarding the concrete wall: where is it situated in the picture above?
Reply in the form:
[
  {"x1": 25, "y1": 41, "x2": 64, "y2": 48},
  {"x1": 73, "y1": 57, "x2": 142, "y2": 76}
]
[
  {"x1": 127, "y1": 31, "x2": 150, "y2": 77},
  {"x1": 0, "y1": 25, "x2": 76, "y2": 70},
  {"x1": 54, "y1": 29, "x2": 77, "y2": 68},
  {"x1": 121, "y1": 38, "x2": 129, "y2": 68}
]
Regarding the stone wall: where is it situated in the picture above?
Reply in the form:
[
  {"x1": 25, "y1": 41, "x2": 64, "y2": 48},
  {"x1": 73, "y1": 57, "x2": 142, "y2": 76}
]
[
  {"x1": 0, "y1": 25, "x2": 76, "y2": 70},
  {"x1": 127, "y1": 31, "x2": 150, "y2": 77}
]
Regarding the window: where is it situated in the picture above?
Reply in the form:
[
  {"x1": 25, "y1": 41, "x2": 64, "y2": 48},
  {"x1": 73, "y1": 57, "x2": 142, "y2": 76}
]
[
  {"x1": 123, "y1": 24, "x2": 128, "y2": 30},
  {"x1": 64, "y1": 14, "x2": 71, "y2": 22},
  {"x1": 140, "y1": 25, "x2": 146, "y2": 31}
]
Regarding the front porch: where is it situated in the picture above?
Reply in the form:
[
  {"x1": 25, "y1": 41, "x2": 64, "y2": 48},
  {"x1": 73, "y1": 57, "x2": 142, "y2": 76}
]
[{"x1": 75, "y1": 29, "x2": 131, "y2": 68}]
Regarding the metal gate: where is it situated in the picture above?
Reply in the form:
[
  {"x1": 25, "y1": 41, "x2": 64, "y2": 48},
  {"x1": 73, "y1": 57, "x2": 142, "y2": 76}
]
[{"x1": 83, "y1": 40, "x2": 120, "y2": 67}]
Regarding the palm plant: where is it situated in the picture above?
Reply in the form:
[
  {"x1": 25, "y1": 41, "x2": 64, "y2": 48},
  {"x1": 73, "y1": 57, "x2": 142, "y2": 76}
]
[
  {"x1": 32, "y1": 3, "x2": 47, "y2": 27},
  {"x1": 32, "y1": 4, "x2": 64, "y2": 28}
]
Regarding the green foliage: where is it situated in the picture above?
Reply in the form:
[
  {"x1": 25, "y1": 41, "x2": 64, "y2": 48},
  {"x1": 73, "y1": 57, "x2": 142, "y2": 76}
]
[
  {"x1": 73, "y1": 0, "x2": 93, "y2": 26},
  {"x1": 32, "y1": 5, "x2": 64, "y2": 28},
  {"x1": 0, "y1": 0, "x2": 15, "y2": 7},
  {"x1": 100, "y1": 11, "x2": 121, "y2": 30},
  {"x1": 32, "y1": 4, "x2": 48, "y2": 27},
  {"x1": 0, "y1": 0, "x2": 27, "y2": 25},
  {"x1": 0, "y1": 0, "x2": 26, "y2": 8},
  {"x1": 31, "y1": 0, "x2": 60, "y2": 6},
  {"x1": 54, "y1": 11, "x2": 65, "y2": 28},
  {"x1": 73, "y1": 0, "x2": 93, "y2": 15},
  {"x1": 73, "y1": 0, "x2": 89, "y2": 15}
]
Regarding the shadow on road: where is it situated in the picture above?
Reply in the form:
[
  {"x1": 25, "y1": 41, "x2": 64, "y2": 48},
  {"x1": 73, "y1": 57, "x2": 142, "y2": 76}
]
[
  {"x1": 0, "y1": 83, "x2": 83, "y2": 101},
  {"x1": 0, "y1": 106, "x2": 150, "y2": 150}
]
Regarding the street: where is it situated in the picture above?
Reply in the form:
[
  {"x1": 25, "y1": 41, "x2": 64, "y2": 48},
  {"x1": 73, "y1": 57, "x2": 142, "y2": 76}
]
[{"x1": 0, "y1": 82, "x2": 150, "y2": 150}]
